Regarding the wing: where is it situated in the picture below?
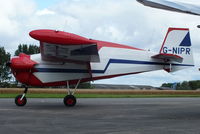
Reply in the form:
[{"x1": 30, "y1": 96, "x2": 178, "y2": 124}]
[
  {"x1": 137, "y1": 0, "x2": 200, "y2": 16},
  {"x1": 29, "y1": 30, "x2": 100, "y2": 63},
  {"x1": 152, "y1": 53, "x2": 183, "y2": 63}
]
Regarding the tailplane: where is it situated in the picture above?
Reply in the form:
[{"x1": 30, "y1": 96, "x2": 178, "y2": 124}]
[{"x1": 153, "y1": 28, "x2": 194, "y2": 72}]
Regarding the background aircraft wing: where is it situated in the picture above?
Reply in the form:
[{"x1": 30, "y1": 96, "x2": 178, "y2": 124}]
[
  {"x1": 137, "y1": 0, "x2": 200, "y2": 16},
  {"x1": 30, "y1": 30, "x2": 100, "y2": 63}
]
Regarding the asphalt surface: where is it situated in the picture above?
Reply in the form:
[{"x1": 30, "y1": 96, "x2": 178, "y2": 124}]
[{"x1": 0, "y1": 98, "x2": 200, "y2": 134}]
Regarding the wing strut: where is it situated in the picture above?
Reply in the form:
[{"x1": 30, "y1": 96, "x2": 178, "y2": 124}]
[{"x1": 67, "y1": 79, "x2": 81, "y2": 95}]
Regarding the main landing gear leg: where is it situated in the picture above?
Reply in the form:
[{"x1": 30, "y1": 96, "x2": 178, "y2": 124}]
[
  {"x1": 15, "y1": 86, "x2": 28, "y2": 106},
  {"x1": 63, "y1": 80, "x2": 81, "y2": 107}
]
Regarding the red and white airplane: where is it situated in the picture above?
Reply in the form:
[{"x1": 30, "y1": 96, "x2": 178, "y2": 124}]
[{"x1": 8, "y1": 27, "x2": 194, "y2": 107}]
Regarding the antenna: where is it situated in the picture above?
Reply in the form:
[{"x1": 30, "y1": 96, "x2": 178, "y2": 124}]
[{"x1": 62, "y1": 19, "x2": 68, "y2": 32}]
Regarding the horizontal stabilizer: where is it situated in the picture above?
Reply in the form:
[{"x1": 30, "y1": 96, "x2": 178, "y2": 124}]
[{"x1": 152, "y1": 53, "x2": 183, "y2": 63}]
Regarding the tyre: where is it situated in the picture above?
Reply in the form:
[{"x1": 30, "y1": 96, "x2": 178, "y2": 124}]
[
  {"x1": 15, "y1": 95, "x2": 27, "y2": 106},
  {"x1": 63, "y1": 95, "x2": 76, "y2": 107}
]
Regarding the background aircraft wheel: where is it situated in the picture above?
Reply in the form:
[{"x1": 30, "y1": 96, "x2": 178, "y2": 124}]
[
  {"x1": 63, "y1": 95, "x2": 76, "y2": 107},
  {"x1": 15, "y1": 95, "x2": 27, "y2": 106}
]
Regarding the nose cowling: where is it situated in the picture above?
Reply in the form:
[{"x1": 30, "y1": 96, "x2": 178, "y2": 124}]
[
  {"x1": 9, "y1": 53, "x2": 37, "y2": 85},
  {"x1": 10, "y1": 53, "x2": 37, "y2": 70}
]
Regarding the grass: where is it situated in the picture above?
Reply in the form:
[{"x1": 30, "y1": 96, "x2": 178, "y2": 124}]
[
  {"x1": 1, "y1": 88, "x2": 200, "y2": 98},
  {"x1": 1, "y1": 93, "x2": 200, "y2": 98}
]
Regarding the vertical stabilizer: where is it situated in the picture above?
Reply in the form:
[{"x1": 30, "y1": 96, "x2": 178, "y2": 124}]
[{"x1": 159, "y1": 28, "x2": 194, "y2": 71}]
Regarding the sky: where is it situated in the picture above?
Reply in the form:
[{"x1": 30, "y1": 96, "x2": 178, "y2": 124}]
[{"x1": 0, "y1": 0, "x2": 200, "y2": 87}]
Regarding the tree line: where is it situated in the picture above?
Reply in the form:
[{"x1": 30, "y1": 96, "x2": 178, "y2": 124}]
[
  {"x1": 14, "y1": 44, "x2": 40, "y2": 56},
  {"x1": 0, "y1": 47, "x2": 11, "y2": 84},
  {"x1": 161, "y1": 80, "x2": 200, "y2": 90}
]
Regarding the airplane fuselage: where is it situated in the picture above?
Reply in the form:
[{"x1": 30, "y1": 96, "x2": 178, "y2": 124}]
[{"x1": 11, "y1": 42, "x2": 168, "y2": 86}]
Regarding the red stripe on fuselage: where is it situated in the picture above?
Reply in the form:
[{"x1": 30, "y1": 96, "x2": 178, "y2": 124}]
[{"x1": 92, "y1": 39, "x2": 144, "y2": 51}]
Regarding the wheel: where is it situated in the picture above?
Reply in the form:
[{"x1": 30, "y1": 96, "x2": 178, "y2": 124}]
[
  {"x1": 63, "y1": 95, "x2": 76, "y2": 107},
  {"x1": 15, "y1": 95, "x2": 27, "y2": 106}
]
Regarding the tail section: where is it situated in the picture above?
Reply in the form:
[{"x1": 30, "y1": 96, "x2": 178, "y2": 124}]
[{"x1": 156, "y1": 28, "x2": 194, "y2": 72}]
